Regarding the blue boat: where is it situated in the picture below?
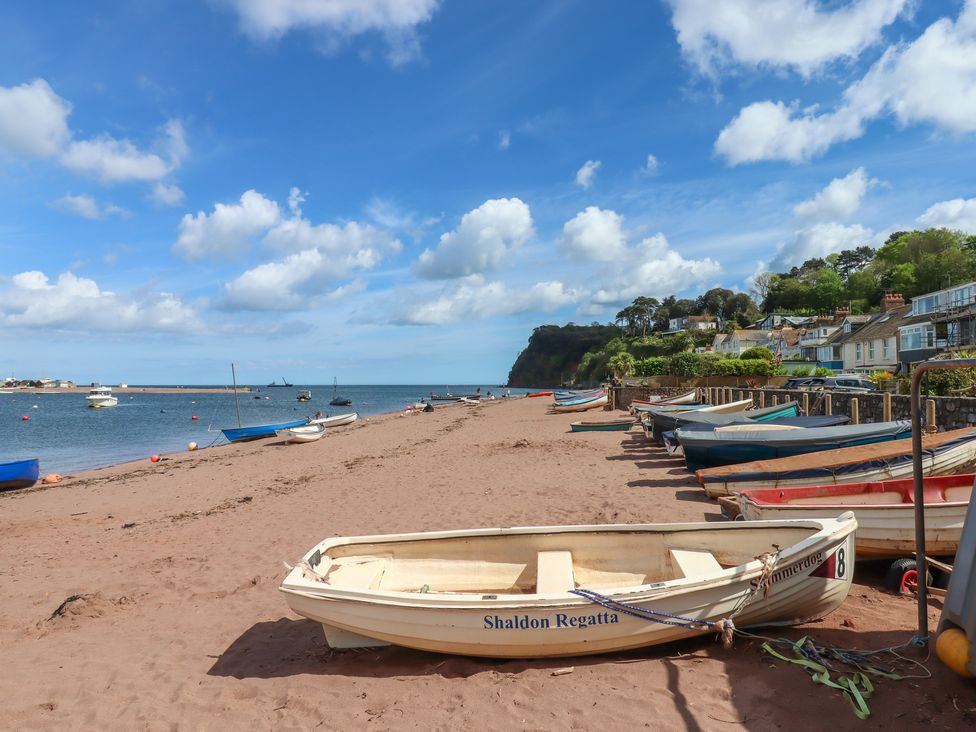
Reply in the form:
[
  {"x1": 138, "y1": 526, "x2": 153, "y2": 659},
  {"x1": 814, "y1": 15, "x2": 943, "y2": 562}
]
[
  {"x1": 0, "y1": 458, "x2": 40, "y2": 491},
  {"x1": 662, "y1": 415, "x2": 850, "y2": 452},
  {"x1": 222, "y1": 418, "x2": 309, "y2": 443},
  {"x1": 644, "y1": 400, "x2": 801, "y2": 445},
  {"x1": 676, "y1": 420, "x2": 913, "y2": 472}
]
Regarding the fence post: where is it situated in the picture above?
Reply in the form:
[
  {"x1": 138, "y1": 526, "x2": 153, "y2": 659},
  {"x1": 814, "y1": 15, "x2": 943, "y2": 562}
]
[
  {"x1": 883, "y1": 392, "x2": 892, "y2": 422},
  {"x1": 825, "y1": 393, "x2": 832, "y2": 416},
  {"x1": 926, "y1": 399, "x2": 937, "y2": 433},
  {"x1": 802, "y1": 392, "x2": 809, "y2": 416},
  {"x1": 771, "y1": 394, "x2": 778, "y2": 407},
  {"x1": 758, "y1": 391, "x2": 765, "y2": 408},
  {"x1": 851, "y1": 398, "x2": 859, "y2": 425}
]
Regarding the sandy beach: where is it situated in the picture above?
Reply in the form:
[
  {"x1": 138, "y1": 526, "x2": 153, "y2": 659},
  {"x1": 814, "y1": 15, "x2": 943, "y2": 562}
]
[{"x1": 1, "y1": 398, "x2": 971, "y2": 730}]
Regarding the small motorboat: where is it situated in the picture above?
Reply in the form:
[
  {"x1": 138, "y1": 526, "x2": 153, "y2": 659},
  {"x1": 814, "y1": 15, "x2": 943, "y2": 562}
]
[
  {"x1": 459, "y1": 396, "x2": 481, "y2": 406},
  {"x1": 221, "y1": 418, "x2": 309, "y2": 443},
  {"x1": 297, "y1": 390, "x2": 312, "y2": 402},
  {"x1": 309, "y1": 412, "x2": 359, "y2": 428},
  {"x1": 0, "y1": 458, "x2": 40, "y2": 491},
  {"x1": 280, "y1": 514, "x2": 856, "y2": 658},
  {"x1": 549, "y1": 391, "x2": 608, "y2": 413},
  {"x1": 85, "y1": 385, "x2": 118, "y2": 409},
  {"x1": 735, "y1": 474, "x2": 974, "y2": 558},
  {"x1": 276, "y1": 423, "x2": 326, "y2": 444},
  {"x1": 570, "y1": 417, "x2": 635, "y2": 432}
]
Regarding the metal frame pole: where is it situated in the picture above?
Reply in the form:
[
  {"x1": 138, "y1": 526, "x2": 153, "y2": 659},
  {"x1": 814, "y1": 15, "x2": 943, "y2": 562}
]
[{"x1": 909, "y1": 358, "x2": 976, "y2": 646}]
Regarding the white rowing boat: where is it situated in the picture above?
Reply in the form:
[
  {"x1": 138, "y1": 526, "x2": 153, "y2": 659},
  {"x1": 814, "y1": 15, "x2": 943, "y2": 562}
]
[
  {"x1": 280, "y1": 515, "x2": 856, "y2": 658},
  {"x1": 276, "y1": 424, "x2": 326, "y2": 443},
  {"x1": 309, "y1": 412, "x2": 359, "y2": 428}
]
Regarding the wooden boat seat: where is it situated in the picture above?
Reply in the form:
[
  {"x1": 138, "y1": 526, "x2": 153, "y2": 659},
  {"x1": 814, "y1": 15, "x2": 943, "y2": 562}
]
[
  {"x1": 324, "y1": 557, "x2": 388, "y2": 589},
  {"x1": 536, "y1": 550, "x2": 576, "y2": 593},
  {"x1": 669, "y1": 548, "x2": 722, "y2": 579}
]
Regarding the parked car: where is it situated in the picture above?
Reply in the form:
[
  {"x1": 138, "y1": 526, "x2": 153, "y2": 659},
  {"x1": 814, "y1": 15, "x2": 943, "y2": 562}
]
[{"x1": 772, "y1": 375, "x2": 878, "y2": 392}]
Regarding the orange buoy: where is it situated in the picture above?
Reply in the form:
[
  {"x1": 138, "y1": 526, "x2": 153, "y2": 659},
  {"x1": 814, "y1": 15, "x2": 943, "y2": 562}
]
[
  {"x1": 191, "y1": 415, "x2": 199, "y2": 420},
  {"x1": 150, "y1": 454, "x2": 160, "y2": 463},
  {"x1": 936, "y1": 627, "x2": 974, "y2": 678},
  {"x1": 21, "y1": 415, "x2": 29, "y2": 421},
  {"x1": 42, "y1": 474, "x2": 63, "y2": 484}
]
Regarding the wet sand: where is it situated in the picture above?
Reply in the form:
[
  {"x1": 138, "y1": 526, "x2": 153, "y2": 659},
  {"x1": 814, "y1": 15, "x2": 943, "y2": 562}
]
[{"x1": 1, "y1": 398, "x2": 971, "y2": 730}]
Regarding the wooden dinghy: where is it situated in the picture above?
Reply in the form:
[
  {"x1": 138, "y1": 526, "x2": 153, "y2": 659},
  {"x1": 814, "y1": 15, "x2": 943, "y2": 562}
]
[
  {"x1": 676, "y1": 420, "x2": 913, "y2": 472},
  {"x1": 550, "y1": 391, "x2": 608, "y2": 413},
  {"x1": 310, "y1": 412, "x2": 359, "y2": 428},
  {"x1": 736, "y1": 474, "x2": 974, "y2": 558},
  {"x1": 696, "y1": 427, "x2": 976, "y2": 497},
  {"x1": 276, "y1": 424, "x2": 327, "y2": 444},
  {"x1": 629, "y1": 390, "x2": 698, "y2": 408},
  {"x1": 279, "y1": 516, "x2": 856, "y2": 658},
  {"x1": 570, "y1": 417, "x2": 635, "y2": 432}
]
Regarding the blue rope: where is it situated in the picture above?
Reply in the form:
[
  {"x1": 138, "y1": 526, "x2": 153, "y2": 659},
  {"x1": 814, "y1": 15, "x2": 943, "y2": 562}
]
[{"x1": 569, "y1": 588, "x2": 715, "y2": 629}]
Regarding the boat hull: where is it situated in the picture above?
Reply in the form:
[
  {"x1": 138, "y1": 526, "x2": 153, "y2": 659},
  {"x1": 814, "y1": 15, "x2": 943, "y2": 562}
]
[
  {"x1": 280, "y1": 517, "x2": 856, "y2": 658},
  {"x1": 309, "y1": 412, "x2": 358, "y2": 428},
  {"x1": 222, "y1": 419, "x2": 309, "y2": 443},
  {"x1": 550, "y1": 393, "x2": 608, "y2": 412},
  {"x1": 570, "y1": 419, "x2": 634, "y2": 432},
  {"x1": 277, "y1": 425, "x2": 326, "y2": 443},
  {"x1": 0, "y1": 458, "x2": 40, "y2": 491}
]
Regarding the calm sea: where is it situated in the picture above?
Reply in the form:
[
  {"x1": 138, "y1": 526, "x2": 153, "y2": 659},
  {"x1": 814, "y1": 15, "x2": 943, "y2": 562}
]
[{"x1": 0, "y1": 384, "x2": 535, "y2": 474}]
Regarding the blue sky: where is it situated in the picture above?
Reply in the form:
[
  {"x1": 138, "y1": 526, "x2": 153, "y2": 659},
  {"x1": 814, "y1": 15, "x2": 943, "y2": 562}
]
[{"x1": 2, "y1": 0, "x2": 976, "y2": 384}]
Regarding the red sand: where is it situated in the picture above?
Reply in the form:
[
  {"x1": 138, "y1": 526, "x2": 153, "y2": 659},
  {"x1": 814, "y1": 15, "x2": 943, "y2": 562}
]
[{"x1": 1, "y1": 398, "x2": 972, "y2": 730}]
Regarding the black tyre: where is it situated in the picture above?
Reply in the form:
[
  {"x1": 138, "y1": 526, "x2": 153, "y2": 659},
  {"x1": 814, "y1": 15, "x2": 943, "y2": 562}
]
[{"x1": 884, "y1": 558, "x2": 933, "y2": 593}]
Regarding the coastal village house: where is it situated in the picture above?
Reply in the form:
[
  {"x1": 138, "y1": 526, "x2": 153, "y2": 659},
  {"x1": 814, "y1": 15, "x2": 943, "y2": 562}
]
[
  {"x1": 839, "y1": 296, "x2": 926, "y2": 373},
  {"x1": 816, "y1": 314, "x2": 873, "y2": 370},
  {"x1": 711, "y1": 329, "x2": 776, "y2": 356},
  {"x1": 666, "y1": 314, "x2": 718, "y2": 333},
  {"x1": 897, "y1": 280, "x2": 976, "y2": 369}
]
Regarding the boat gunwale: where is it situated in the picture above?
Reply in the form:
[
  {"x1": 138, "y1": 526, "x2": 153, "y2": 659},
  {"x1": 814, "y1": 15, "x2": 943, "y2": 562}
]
[{"x1": 279, "y1": 516, "x2": 855, "y2": 608}]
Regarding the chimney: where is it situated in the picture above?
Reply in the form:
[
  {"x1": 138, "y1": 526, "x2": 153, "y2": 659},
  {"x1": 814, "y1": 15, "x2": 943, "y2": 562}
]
[
  {"x1": 833, "y1": 308, "x2": 850, "y2": 323},
  {"x1": 881, "y1": 293, "x2": 904, "y2": 313}
]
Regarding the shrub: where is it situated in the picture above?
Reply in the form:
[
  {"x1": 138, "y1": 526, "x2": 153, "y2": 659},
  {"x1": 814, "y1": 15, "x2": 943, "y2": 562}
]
[
  {"x1": 634, "y1": 357, "x2": 668, "y2": 377},
  {"x1": 813, "y1": 367, "x2": 834, "y2": 377},
  {"x1": 738, "y1": 359, "x2": 777, "y2": 377},
  {"x1": 669, "y1": 351, "x2": 707, "y2": 377},
  {"x1": 607, "y1": 352, "x2": 637, "y2": 379},
  {"x1": 739, "y1": 346, "x2": 775, "y2": 361},
  {"x1": 714, "y1": 359, "x2": 742, "y2": 377},
  {"x1": 789, "y1": 367, "x2": 812, "y2": 377}
]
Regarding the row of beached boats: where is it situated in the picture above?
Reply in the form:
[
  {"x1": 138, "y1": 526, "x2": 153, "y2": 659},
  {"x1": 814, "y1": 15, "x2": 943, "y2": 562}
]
[{"x1": 277, "y1": 387, "x2": 867, "y2": 658}]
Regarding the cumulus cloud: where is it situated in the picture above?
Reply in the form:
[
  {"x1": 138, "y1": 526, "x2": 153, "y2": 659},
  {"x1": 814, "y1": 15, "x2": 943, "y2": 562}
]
[
  {"x1": 715, "y1": 2, "x2": 976, "y2": 164},
  {"x1": 667, "y1": 0, "x2": 909, "y2": 77},
  {"x1": 49, "y1": 193, "x2": 127, "y2": 220},
  {"x1": 0, "y1": 79, "x2": 71, "y2": 158},
  {"x1": 220, "y1": 0, "x2": 442, "y2": 66},
  {"x1": 0, "y1": 78, "x2": 188, "y2": 185},
  {"x1": 393, "y1": 276, "x2": 580, "y2": 325},
  {"x1": 575, "y1": 159, "x2": 601, "y2": 189},
  {"x1": 209, "y1": 187, "x2": 401, "y2": 311},
  {"x1": 0, "y1": 270, "x2": 200, "y2": 332},
  {"x1": 917, "y1": 197, "x2": 976, "y2": 233},
  {"x1": 640, "y1": 153, "x2": 659, "y2": 176},
  {"x1": 150, "y1": 182, "x2": 186, "y2": 207},
  {"x1": 173, "y1": 190, "x2": 282, "y2": 261},
  {"x1": 414, "y1": 197, "x2": 533, "y2": 279},
  {"x1": 769, "y1": 222, "x2": 874, "y2": 271},
  {"x1": 559, "y1": 206, "x2": 627, "y2": 262},
  {"x1": 793, "y1": 167, "x2": 877, "y2": 222}
]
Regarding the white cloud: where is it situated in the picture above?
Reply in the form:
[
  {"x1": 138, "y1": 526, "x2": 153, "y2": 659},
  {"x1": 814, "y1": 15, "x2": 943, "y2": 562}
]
[
  {"x1": 640, "y1": 153, "x2": 659, "y2": 176},
  {"x1": 173, "y1": 190, "x2": 282, "y2": 261},
  {"x1": 589, "y1": 233, "x2": 722, "y2": 305},
  {"x1": 0, "y1": 79, "x2": 71, "y2": 158},
  {"x1": 575, "y1": 159, "x2": 601, "y2": 189},
  {"x1": 498, "y1": 130, "x2": 511, "y2": 150},
  {"x1": 414, "y1": 197, "x2": 533, "y2": 279},
  {"x1": 150, "y1": 182, "x2": 186, "y2": 206},
  {"x1": 769, "y1": 222, "x2": 873, "y2": 271},
  {"x1": 560, "y1": 206, "x2": 627, "y2": 262},
  {"x1": 667, "y1": 0, "x2": 910, "y2": 77},
  {"x1": 715, "y1": 2, "x2": 976, "y2": 164},
  {"x1": 49, "y1": 193, "x2": 127, "y2": 220},
  {"x1": 0, "y1": 270, "x2": 200, "y2": 332},
  {"x1": 60, "y1": 120, "x2": 186, "y2": 183},
  {"x1": 793, "y1": 167, "x2": 877, "y2": 222},
  {"x1": 917, "y1": 197, "x2": 976, "y2": 233},
  {"x1": 220, "y1": 0, "x2": 441, "y2": 66},
  {"x1": 394, "y1": 276, "x2": 580, "y2": 325}
]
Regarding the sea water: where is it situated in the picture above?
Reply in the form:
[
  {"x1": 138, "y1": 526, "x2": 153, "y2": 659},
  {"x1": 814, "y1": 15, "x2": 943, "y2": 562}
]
[{"x1": 0, "y1": 385, "x2": 533, "y2": 474}]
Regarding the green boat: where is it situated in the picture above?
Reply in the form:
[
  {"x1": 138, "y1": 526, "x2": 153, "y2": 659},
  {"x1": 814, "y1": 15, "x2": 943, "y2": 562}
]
[{"x1": 570, "y1": 417, "x2": 635, "y2": 432}]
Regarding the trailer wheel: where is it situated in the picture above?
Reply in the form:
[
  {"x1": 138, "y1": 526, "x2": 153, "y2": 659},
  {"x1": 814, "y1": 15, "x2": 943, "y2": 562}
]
[{"x1": 885, "y1": 558, "x2": 932, "y2": 594}]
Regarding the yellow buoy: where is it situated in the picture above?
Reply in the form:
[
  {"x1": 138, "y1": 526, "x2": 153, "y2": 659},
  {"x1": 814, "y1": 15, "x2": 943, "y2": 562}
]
[{"x1": 936, "y1": 627, "x2": 974, "y2": 678}]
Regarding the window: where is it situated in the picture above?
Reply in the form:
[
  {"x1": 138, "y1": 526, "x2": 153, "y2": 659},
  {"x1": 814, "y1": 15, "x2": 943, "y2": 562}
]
[
  {"x1": 883, "y1": 337, "x2": 890, "y2": 358},
  {"x1": 868, "y1": 341, "x2": 875, "y2": 360},
  {"x1": 855, "y1": 343, "x2": 862, "y2": 361}
]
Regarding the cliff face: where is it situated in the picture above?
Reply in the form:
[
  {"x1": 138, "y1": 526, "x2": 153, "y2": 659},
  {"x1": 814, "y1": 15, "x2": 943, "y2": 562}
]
[{"x1": 507, "y1": 324, "x2": 619, "y2": 387}]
